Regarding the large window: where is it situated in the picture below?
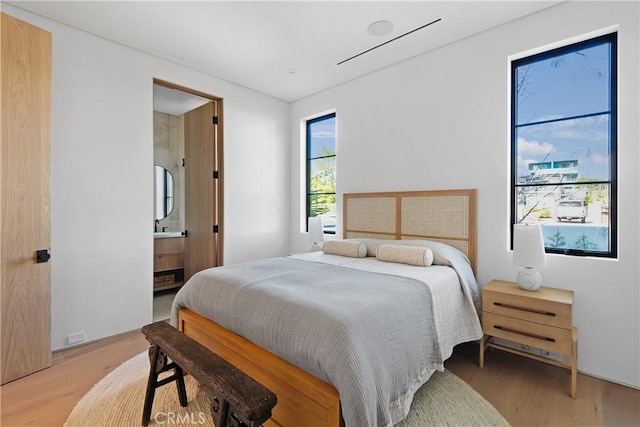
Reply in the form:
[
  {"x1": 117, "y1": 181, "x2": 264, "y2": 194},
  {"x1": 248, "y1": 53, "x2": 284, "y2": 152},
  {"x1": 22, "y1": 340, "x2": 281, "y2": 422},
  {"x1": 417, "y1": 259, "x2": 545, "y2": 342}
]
[
  {"x1": 306, "y1": 113, "x2": 336, "y2": 234},
  {"x1": 511, "y1": 33, "x2": 617, "y2": 257}
]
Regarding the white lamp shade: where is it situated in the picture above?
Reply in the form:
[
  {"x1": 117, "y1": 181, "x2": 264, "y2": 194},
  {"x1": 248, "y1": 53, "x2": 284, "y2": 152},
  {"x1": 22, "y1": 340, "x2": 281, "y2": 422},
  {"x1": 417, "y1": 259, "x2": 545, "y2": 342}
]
[
  {"x1": 308, "y1": 216, "x2": 324, "y2": 245},
  {"x1": 513, "y1": 223, "x2": 547, "y2": 268}
]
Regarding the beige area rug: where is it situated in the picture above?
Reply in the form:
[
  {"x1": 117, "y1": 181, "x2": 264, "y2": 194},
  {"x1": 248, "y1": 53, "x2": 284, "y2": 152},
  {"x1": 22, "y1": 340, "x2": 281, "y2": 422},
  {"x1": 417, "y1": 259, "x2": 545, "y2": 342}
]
[{"x1": 65, "y1": 351, "x2": 509, "y2": 426}]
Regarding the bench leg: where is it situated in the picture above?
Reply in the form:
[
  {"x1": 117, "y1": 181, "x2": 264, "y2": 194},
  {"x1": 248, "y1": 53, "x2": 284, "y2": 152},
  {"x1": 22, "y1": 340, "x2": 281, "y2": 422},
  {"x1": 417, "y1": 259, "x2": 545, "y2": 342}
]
[
  {"x1": 142, "y1": 345, "x2": 190, "y2": 426},
  {"x1": 174, "y1": 364, "x2": 188, "y2": 407},
  {"x1": 212, "y1": 395, "x2": 263, "y2": 427},
  {"x1": 211, "y1": 396, "x2": 229, "y2": 427},
  {"x1": 142, "y1": 345, "x2": 161, "y2": 426}
]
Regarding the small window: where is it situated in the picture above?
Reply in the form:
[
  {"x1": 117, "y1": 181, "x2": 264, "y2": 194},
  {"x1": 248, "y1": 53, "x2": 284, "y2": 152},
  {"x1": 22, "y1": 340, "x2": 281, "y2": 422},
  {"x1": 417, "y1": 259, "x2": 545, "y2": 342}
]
[
  {"x1": 306, "y1": 113, "x2": 336, "y2": 234},
  {"x1": 511, "y1": 33, "x2": 617, "y2": 257}
]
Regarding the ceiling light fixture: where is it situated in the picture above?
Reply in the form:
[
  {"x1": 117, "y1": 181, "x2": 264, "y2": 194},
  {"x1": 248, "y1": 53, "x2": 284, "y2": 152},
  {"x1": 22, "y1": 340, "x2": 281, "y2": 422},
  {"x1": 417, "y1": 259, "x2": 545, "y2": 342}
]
[
  {"x1": 337, "y1": 18, "x2": 442, "y2": 66},
  {"x1": 367, "y1": 20, "x2": 394, "y2": 37}
]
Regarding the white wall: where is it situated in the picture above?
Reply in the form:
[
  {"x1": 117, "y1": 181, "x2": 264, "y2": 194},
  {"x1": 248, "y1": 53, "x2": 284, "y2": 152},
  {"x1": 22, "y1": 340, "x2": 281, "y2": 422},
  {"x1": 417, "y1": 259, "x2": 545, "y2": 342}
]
[
  {"x1": 290, "y1": 1, "x2": 639, "y2": 388},
  {"x1": 3, "y1": 4, "x2": 290, "y2": 351}
]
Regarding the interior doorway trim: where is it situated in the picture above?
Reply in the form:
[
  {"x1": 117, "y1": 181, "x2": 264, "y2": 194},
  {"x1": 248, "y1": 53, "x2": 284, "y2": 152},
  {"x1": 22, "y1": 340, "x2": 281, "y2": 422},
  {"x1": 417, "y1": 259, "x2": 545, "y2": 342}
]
[{"x1": 153, "y1": 78, "x2": 224, "y2": 267}]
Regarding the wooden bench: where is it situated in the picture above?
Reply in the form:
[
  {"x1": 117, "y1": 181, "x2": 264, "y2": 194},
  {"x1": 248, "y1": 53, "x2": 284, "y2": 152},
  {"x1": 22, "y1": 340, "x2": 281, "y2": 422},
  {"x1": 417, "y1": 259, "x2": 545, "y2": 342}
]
[{"x1": 141, "y1": 321, "x2": 277, "y2": 427}]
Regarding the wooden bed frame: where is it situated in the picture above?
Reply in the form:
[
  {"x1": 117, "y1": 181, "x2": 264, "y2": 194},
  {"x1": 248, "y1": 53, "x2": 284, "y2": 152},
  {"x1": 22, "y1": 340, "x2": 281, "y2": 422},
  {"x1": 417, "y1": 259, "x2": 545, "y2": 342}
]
[{"x1": 177, "y1": 189, "x2": 477, "y2": 426}]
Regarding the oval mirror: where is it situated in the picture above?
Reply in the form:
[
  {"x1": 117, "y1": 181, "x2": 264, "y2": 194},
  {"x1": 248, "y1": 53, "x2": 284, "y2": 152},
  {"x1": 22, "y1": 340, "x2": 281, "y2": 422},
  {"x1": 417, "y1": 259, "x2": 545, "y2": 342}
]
[{"x1": 154, "y1": 165, "x2": 174, "y2": 220}]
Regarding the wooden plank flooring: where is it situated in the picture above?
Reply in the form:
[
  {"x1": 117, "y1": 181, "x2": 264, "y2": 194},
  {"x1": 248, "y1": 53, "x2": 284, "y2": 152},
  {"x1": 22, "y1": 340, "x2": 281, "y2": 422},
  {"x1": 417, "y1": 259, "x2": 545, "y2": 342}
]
[
  {"x1": 446, "y1": 342, "x2": 639, "y2": 427},
  {"x1": 1, "y1": 331, "x2": 638, "y2": 426},
  {"x1": 0, "y1": 329, "x2": 148, "y2": 426}
]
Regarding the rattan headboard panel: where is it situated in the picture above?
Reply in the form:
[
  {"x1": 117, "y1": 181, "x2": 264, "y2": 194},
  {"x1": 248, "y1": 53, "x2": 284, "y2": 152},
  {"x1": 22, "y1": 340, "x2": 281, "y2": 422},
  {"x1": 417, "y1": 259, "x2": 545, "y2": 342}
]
[
  {"x1": 345, "y1": 197, "x2": 396, "y2": 235},
  {"x1": 401, "y1": 196, "x2": 469, "y2": 238},
  {"x1": 344, "y1": 189, "x2": 477, "y2": 273}
]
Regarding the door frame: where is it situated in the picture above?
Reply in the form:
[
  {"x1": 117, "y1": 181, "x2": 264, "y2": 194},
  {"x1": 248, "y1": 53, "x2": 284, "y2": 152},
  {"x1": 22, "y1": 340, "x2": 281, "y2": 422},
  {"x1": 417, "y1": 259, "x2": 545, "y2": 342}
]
[{"x1": 153, "y1": 78, "x2": 224, "y2": 267}]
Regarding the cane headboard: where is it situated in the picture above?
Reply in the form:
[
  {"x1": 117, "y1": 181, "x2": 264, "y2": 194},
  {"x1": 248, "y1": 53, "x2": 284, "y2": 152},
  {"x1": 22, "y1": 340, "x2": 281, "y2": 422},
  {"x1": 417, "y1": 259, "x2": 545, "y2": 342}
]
[{"x1": 343, "y1": 189, "x2": 477, "y2": 274}]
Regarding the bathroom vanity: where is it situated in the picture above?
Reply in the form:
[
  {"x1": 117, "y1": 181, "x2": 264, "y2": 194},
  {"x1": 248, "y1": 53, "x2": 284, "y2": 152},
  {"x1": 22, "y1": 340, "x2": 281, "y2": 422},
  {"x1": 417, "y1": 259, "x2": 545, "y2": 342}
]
[{"x1": 153, "y1": 233, "x2": 185, "y2": 292}]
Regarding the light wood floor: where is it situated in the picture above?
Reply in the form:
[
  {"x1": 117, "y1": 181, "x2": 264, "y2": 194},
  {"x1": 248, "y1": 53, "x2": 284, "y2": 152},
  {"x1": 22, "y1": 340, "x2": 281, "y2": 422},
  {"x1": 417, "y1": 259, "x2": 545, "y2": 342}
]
[
  {"x1": 1, "y1": 331, "x2": 638, "y2": 426},
  {"x1": 447, "y1": 342, "x2": 639, "y2": 426},
  {"x1": 1, "y1": 329, "x2": 149, "y2": 427}
]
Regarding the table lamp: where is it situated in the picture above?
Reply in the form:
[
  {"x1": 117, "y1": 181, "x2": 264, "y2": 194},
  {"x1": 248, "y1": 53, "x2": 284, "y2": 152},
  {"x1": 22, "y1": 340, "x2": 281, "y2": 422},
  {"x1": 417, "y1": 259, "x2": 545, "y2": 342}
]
[
  {"x1": 308, "y1": 216, "x2": 324, "y2": 251},
  {"x1": 512, "y1": 223, "x2": 547, "y2": 291}
]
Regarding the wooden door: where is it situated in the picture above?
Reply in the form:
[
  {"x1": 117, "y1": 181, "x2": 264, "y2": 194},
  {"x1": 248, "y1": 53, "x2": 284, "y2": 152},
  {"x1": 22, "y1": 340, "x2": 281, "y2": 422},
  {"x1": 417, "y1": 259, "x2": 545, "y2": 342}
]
[
  {"x1": 1, "y1": 13, "x2": 52, "y2": 384},
  {"x1": 184, "y1": 101, "x2": 218, "y2": 280}
]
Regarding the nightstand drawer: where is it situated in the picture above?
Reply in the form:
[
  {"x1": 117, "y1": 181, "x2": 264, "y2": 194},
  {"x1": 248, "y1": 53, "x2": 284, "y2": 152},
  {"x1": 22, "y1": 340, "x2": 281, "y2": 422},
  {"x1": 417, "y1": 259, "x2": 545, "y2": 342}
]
[
  {"x1": 484, "y1": 289, "x2": 572, "y2": 329},
  {"x1": 483, "y1": 312, "x2": 572, "y2": 354}
]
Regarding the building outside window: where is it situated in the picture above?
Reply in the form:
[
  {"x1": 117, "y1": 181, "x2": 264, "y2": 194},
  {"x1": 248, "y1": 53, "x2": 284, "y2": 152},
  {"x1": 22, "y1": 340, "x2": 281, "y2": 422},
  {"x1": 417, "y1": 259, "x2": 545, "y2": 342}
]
[
  {"x1": 306, "y1": 113, "x2": 336, "y2": 234},
  {"x1": 511, "y1": 32, "x2": 617, "y2": 257}
]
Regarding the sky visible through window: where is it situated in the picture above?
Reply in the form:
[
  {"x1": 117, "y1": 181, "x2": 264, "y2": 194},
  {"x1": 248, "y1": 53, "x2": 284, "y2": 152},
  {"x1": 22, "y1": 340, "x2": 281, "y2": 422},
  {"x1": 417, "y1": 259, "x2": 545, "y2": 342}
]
[
  {"x1": 513, "y1": 35, "x2": 615, "y2": 256},
  {"x1": 309, "y1": 116, "x2": 336, "y2": 158},
  {"x1": 516, "y1": 42, "x2": 611, "y2": 183}
]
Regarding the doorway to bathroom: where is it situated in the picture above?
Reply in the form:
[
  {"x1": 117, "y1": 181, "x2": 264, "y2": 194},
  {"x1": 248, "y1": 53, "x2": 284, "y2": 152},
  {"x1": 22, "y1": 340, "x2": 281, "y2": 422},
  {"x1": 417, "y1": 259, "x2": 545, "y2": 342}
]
[{"x1": 152, "y1": 78, "x2": 223, "y2": 320}]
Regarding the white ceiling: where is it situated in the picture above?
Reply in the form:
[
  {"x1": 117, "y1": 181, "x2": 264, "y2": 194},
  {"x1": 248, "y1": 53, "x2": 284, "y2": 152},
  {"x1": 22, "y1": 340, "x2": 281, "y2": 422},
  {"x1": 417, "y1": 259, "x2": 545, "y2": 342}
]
[
  {"x1": 153, "y1": 84, "x2": 211, "y2": 116},
  {"x1": 8, "y1": 1, "x2": 561, "y2": 102}
]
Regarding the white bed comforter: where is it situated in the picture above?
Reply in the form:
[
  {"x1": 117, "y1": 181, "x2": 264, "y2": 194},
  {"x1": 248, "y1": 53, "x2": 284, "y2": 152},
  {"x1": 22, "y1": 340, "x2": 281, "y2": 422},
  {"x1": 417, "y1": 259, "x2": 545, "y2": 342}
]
[{"x1": 171, "y1": 244, "x2": 482, "y2": 427}]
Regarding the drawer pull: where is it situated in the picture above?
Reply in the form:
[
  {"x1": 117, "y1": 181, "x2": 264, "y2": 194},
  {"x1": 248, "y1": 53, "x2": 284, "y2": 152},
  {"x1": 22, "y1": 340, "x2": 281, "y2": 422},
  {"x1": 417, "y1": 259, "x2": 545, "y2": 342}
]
[
  {"x1": 494, "y1": 325, "x2": 556, "y2": 342},
  {"x1": 493, "y1": 302, "x2": 556, "y2": 317}
]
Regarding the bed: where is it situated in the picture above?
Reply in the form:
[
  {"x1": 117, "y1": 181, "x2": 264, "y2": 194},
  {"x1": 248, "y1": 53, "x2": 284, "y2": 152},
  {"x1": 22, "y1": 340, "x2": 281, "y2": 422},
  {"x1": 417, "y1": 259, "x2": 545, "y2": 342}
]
[{"x1": 170, "y1": 189, "x2": 481, "y2": 427}]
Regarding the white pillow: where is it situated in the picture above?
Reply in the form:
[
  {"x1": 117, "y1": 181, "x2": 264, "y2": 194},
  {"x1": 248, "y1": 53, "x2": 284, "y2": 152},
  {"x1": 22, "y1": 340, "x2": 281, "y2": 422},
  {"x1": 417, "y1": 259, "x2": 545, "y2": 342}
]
[
  {"x1": 353, "y1": 238, "x2": 459, "y2": 266},
  {"x1": 351, "y1": 238, "x2": 395, "y2": 257},
  {"x1": 375, "y1": 244, "x2": 434, "y2": 267},
  {"x1": 322, "y1": 240, "x2": 367, "y2": 258}
]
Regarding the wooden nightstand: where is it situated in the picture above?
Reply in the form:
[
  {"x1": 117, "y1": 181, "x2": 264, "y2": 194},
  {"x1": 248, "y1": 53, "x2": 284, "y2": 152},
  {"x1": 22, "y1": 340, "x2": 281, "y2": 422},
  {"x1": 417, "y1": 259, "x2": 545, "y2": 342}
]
[{"x1": 479, "y1": 279, "x2": 578, "y2": 398}]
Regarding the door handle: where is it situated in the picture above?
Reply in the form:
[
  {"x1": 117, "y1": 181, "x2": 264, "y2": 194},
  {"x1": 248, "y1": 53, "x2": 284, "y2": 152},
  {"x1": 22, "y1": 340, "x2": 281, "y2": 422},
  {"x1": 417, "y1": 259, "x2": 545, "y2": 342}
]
[{"x1": 36, "y1": 249, "x2": 51, "y2": 263}]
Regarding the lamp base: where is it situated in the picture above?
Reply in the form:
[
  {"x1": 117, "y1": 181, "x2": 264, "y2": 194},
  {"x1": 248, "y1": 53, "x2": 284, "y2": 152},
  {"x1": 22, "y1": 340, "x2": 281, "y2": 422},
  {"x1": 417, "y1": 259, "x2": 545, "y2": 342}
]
[
  {"x1": 310, "y1": 242, "x2": 323, "y2": 252},
  {"x1": 517, "y1": 267, "x2": 542, "y2": 291}
]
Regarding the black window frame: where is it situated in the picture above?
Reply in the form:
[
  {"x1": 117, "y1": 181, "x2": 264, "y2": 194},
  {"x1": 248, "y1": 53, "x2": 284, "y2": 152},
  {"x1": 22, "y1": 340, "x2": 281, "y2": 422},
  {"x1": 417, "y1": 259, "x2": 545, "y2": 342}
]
[
  {"x1": 510, "y1": 32, "x2": 617, "y2": 258},
  {"x1": 306, "y1": 112, "x2": 336, "y2": 233}
]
